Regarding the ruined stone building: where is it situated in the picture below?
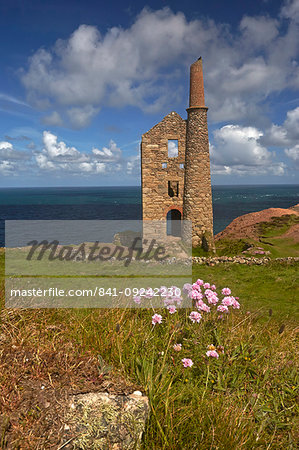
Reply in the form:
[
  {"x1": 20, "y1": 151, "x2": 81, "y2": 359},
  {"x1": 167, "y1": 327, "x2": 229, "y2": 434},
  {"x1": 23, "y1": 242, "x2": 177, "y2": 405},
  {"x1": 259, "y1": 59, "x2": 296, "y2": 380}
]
[{"x1": 141, "y1": 58, "x2": 214, "y2": 249}]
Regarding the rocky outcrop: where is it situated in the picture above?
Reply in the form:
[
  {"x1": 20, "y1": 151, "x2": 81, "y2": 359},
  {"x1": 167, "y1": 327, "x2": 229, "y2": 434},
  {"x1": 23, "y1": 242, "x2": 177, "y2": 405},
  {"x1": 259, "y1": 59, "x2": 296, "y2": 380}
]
[
  {"x1": 215, "y1": 207, "x2": 299, "y2": 241},
  {"x1": 61, "y1": 391, "x2": 149, "y2": 449}
]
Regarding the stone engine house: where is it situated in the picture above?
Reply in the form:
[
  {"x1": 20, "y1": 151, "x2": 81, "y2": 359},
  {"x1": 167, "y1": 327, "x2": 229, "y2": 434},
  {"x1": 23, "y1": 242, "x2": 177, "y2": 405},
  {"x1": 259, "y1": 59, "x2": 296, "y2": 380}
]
[{"x1": 141, "y1": 57, "x2": 214, "y2": 249}]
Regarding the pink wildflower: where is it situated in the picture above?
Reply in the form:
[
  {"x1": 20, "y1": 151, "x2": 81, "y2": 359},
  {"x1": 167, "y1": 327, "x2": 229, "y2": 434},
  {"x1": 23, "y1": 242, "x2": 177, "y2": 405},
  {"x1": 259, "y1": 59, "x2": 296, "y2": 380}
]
[
  {"x1": 221, "y1": 287, "x2": 231, "y2": 296},
  {"x1": 222, "y1": 296, "x2": 234, "y2": 306},
  {"x1": 145, "y1": 288, "x2": 154, "y2": 299},
  {"x1": 189, "y1": 290, "x2": 203, "y2": 300},
  {"x1": 196, "y1": 300, "x2": 211, "y2": 313},
  {"x1": 206, "y1": 350, "x2": 219, "y2": 358},
  {"x1": 217, "y1": 304, "x2": 229, "y2": 313},
  {"x1": 232, "y1": 298, "x2": 240, "y2": 309},
  {"x1": 172, "y1": 296, "x2": 183, "y2": 305},
  {"x1": 182, "y1": 358, "x2": 193, "y2": 368},
  {"x1": 189, "y1": 311, "x2": 202, "y2": 323},
  {"x1": 192, "y1": 283, "x2": 201, "y2": 291},
  {"x1": 203, "y1": 282, "x2": 210, "y2": 289},
  {"x1": 211, "y1": 284, "x2": 217, "y2": 291},
  {"x1": 167, "y1": 305, "x2": 177, "y2": 314},
  {"x1": 183, "y1": 283, "x2": 192, "y2": 293},
  {"x1": 133, "y1": 295, "x2": 141, "y2": 304},
  {"x1": 204, "y1": 288, "x2": 214, "y2": 297},
  {"x1": 163, "y1": 297, "x2": 174, "y2": 306},
  {"x1": 196, "y1": 279, "x2": 204, "y2": 286},
  {"x1": 152, "y1": 314, "x2": 162, "y2": 325},
  {"x1": 173, "y1": 343, "x2": 182, "y2": 351},
  {"x1": 206, "y1": 293, "x2": 219, "y2": 305}
]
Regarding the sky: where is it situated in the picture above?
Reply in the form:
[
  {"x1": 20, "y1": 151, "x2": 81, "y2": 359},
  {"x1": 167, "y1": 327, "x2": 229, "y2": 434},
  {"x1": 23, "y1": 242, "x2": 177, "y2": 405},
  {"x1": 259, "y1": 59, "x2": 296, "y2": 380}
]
[{"x1": 0, "y1": 0, "x2": 298, "y2": 187}]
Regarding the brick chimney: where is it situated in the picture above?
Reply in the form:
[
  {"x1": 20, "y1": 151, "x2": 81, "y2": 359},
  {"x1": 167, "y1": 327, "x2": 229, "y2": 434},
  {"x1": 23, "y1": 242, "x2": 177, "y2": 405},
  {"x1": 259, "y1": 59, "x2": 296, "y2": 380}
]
[
  {"x1": 189, "y1": 57, "x2": 205, "y2": 108},
  {"x1": 183, "y1": 57, "x2": 214, "y2": 250}
]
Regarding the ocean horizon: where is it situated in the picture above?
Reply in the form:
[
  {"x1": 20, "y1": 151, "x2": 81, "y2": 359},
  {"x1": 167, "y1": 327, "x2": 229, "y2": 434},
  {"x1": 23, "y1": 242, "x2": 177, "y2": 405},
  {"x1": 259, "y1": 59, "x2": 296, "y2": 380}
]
[{"x1": 0, "y1": 184, "x2": 298, "y2": 247}]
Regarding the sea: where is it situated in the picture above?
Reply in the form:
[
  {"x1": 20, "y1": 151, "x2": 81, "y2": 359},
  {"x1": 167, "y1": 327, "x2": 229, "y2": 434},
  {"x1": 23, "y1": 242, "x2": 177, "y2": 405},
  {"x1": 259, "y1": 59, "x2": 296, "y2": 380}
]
[{"x1": 0, "y1": 184, "x2": 298, "y2": 247}]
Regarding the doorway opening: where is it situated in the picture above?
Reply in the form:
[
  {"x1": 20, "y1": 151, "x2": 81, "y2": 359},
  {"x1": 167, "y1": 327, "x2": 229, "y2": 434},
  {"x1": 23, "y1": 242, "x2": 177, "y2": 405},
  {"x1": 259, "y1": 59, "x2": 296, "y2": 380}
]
[{"x1": 166, "y1": 209, "x2": 181, "y2": 237}]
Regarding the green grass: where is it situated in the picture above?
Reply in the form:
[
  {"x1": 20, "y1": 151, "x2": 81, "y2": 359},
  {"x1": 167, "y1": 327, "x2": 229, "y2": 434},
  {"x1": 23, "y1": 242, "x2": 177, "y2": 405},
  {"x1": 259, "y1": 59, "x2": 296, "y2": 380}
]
[
  {"x1": 257, "y1": 215, "x2": 299, "y2": 238},
  {"x1": 213, "y1": 214, "x2": 299, "y2": 259},
  {"x1": 0, "y1": 249, "x2": 298, "y2": 448},
  {"x1": 193, "y1": 263, "x2": 298, "y2": 320}
]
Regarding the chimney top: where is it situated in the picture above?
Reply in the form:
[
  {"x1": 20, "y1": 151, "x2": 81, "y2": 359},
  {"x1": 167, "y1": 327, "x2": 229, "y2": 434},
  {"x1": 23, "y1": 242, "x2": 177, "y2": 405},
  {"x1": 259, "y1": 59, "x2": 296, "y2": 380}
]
[{"x1": 189, "y1": 57, "x2": 205, "y2": 108}]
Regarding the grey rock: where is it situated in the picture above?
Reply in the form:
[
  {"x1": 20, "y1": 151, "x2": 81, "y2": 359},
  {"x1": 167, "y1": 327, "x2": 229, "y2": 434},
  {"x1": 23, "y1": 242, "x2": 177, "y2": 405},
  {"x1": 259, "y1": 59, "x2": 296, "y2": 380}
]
[{"x1": 62, "y1": 392, "x2": 149, "y2": 449}]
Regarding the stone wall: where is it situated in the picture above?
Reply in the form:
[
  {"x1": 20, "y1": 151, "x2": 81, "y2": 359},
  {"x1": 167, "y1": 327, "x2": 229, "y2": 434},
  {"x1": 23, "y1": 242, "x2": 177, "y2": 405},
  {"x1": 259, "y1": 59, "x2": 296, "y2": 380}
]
[
  {"x1": 183, "y1": 107, "x2": 214, "y2": 249},
  {"x1": 141, "y1": 111, "x2": 186, "y2": 222}
]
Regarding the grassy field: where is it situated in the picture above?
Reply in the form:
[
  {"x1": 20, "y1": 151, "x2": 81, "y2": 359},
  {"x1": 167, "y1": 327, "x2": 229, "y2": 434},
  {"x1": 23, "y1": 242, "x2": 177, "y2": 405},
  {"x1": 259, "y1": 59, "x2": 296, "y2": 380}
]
[
  {"x1": 0, "y1": 249, "x2": 298, "y2": 448},
  {"x1": 214, "y1": 214, "x2": 299, "y2": 258}
]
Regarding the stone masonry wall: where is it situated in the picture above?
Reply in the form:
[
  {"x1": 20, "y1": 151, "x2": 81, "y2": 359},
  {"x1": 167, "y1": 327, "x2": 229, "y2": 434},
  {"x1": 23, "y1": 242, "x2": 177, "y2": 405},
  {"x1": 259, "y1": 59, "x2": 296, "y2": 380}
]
[
  {"x1": 183, "y1": 107, "x2": 214, "y2": 248},
  {"x1": 141, "y1": 111, "x2": 186, "y2": 222}
]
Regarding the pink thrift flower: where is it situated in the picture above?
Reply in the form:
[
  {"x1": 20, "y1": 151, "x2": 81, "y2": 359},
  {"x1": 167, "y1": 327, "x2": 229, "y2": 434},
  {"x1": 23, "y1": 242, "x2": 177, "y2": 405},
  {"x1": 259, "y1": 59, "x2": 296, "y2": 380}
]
[
  {"x1": 173, "y1": 343, "x2": 182, "y2": 351},
  {"x1": 217, "y1": 304, "x2": 229, "y2": 313},
  {"x1": 167, "y1": 305, "x2": 177, "y2": 314},
  {"x1": 222, "y1": 287, "x2": 231, "y2": 296},
  {"x1": 182, "y1": 358, "x2": 193, "y2": 368},
  {"x1": 203, "y1": 282, "x2": 210, "y2": 289},
  {"x1": 164, "y1": 297, "x2": 174, "y2": 306},
  {"x1": 211, "y1": 284, "x2": 217, "y2": 291},
  {"x1": 207, "y1": 293, "x2": 219, "y2": 305},
  {"x1": 222, "y1": 296, "x2": 234, "y2": 306},
  {"x1": 190, "y1": 290, "x2": 203, "y2": 300},
  {"x1": 133, "y1": 295, "x2": 141, "y2": 304},
  {"x1": 172, "y1": 296, "x2": 183, "y2": 305},
  {"x1": 204, "y1": 288, "x2": 214, "y2": 297},
  {"x1": 145, "y1": 288, "x2": 154, "y2": 299},
  {"x1": 196, "y1": 279, "x2": 204, "y2": 286},
  {"x1": 196, "y1": 300, "x2": 211, "y2": 313},
  {"x1": 189, "y1": 311, "x2": 202, "y2": 323},
  {"x1": 183, "y1": 283, "x2": 192, "y2": 293},
  {"x1": 232, "y1": 298, "x2": 240, "y2": 309},
  {"x1": 206, "y1": 350, "x2": 219, "y2": 358},
  {"x1": 152, "y1": 314, "x2": 162, "y2": 325},
  {"x1": 192, "y1": 283, "x2": 201, "y2": 291}
]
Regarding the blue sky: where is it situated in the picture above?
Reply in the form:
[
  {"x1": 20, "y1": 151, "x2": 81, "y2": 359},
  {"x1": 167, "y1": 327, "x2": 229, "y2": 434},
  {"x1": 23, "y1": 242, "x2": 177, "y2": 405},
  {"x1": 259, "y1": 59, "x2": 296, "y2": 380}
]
[{"x1": 0, "y1": 0, "x2": 298, "y2": 186}]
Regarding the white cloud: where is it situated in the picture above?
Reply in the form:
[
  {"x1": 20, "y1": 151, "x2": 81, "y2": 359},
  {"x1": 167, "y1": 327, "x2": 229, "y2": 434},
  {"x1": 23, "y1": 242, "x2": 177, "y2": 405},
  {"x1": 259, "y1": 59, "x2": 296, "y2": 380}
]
[
  {"x1": 33, "y1": 131, "x2": 130, "y2": 176},
  {"x1": 211, "y1": 124, "x2": 286, "y2": 176},
  {"x1": 285, "y1": 143, "x2": 299, "y2": 168},
  {"x1": 0, "y1": 160, "x2": 15, "y2": 175},
  {"x1": 42, "y1": 111, "x2": 64, "y2": 126},
  {"x1": 168, "y1": 140, "x2": 179, "y2": 157},
  {"x1": 95, "y1": 162, "x2": 106, "y2": 173},
  {"x1": 239, "y1": 16, "x2": 279, "y2": 48},
  {"x1": 42, "y1": 131, "x2": 81, "y2": 160},
  {"x1": 127, "y1": 153, "x2": 140, "y2": 175},
  {"x1": 35, "y1": 154, "x2": 55, "y2": 170},
  {"x1": 67, "y1": 105, "x2": 99, "y2": 129},
  {"x1": 0, "y1": 129, "x2": 138, "y2": 178},
  {"x1": 92, "y1": 140, "x2": 122, "y2": 161},
  {"x1": 260, "y1": 107, "x2": 299, "y2": 146},
  {"x1": 0, "y1": 141, "x2": 13, "y2": 150},
  {"x1": 0, "y1": 141, "x2": 31, "y2": 161},
  {"x1": 20, "y1": 5, "x2": 299, "y2": 125},
  {"x1": 281, "y1": 0, "x2": 299, "y2": 23}
]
